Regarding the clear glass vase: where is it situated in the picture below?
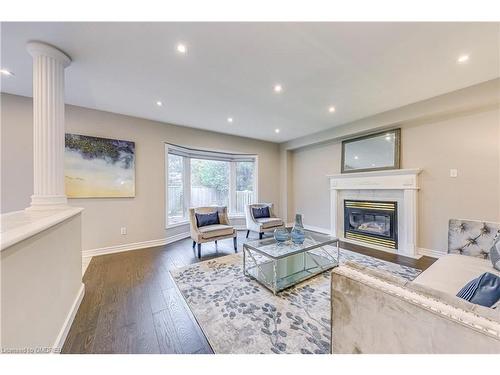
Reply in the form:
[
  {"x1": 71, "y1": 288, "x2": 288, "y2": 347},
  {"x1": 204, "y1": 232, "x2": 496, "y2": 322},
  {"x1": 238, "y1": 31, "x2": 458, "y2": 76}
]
[
  {"x1": 291, "y1": 213, "x2": 305, "y2": 244},
  {"x1": 274, "y1": 227, "x2": 290, "y2": 243}
]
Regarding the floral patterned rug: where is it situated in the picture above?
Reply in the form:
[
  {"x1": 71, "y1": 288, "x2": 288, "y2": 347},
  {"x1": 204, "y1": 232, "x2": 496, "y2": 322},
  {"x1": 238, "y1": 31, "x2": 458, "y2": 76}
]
[{"x1": 170, "y1": 248, "x2": 421, "y2": 354}]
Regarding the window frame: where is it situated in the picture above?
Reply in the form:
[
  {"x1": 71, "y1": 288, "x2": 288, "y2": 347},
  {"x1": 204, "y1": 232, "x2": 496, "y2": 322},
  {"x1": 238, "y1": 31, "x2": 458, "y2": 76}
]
[{"x1": 165, "y1": 144, "x2": 258, "y2": 228}]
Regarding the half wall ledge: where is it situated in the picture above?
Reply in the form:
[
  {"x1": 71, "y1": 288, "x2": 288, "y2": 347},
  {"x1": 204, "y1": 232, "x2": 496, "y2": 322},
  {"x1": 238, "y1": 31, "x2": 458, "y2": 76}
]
[{"x1": 0, "y1": 207, "x2": 84, "y2": 251}]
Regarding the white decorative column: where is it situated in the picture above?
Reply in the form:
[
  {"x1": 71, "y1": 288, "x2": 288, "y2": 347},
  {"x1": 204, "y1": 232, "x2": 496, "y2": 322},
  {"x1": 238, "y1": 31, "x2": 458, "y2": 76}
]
[{"x1": 26, "y1": 42, "x2": 71, "y2": 210}]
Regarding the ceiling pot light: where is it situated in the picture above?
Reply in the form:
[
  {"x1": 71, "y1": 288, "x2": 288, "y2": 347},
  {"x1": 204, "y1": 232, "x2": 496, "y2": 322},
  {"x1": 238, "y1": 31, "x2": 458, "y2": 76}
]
[
  {"x1": 328, "y1": 106, "x2": 336, "y2": 113},
  {"x1": 275, "y1": 128, "x2": 280, "y2": 133},
  {"x1": 227, "y1": 117, "x2": 233, "y2": 123},
  {"x1": 156, "y1": 101, "x2": 163, "y2": 107},
  {"x1": 354, "y1": 156, "x2": 359, "y2": 160},
  {"x1": 273, "y1": 84, "x2": 283, "y2": 93},
  {"x1": 457, "y1": 54, "x2": 469, "y2": 64},
  {"x1": 0, "y1": 69, "x2": 14, "y2": 76},
  {"x1": 176, "y1": 43, "x2": 187, "y2": 54}
]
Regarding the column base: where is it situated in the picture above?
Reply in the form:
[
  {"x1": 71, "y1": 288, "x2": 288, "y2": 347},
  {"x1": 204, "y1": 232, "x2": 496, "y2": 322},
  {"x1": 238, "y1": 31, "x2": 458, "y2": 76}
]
[{"x1": 27, "y1": 195, "x2": 68, "y2": 210}]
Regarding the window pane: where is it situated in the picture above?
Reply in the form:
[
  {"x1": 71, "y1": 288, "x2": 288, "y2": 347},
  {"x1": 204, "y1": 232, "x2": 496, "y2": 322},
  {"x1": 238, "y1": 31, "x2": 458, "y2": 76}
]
[
  {"x1": 191, "y1": 159, "x2": 229, "y2": 208},
  {"x1": 168, "y1": 154, "x2": 185, "y2": 224},
  {"x1": 235, "y1": 161, "x2": 255, "y2": 214}
]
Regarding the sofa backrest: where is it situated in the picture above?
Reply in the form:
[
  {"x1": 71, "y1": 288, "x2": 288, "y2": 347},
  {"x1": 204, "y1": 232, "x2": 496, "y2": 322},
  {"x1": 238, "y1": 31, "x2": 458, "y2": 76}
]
[{"x1": 448, "y1": 219, "x2": 500, "y2": 259}]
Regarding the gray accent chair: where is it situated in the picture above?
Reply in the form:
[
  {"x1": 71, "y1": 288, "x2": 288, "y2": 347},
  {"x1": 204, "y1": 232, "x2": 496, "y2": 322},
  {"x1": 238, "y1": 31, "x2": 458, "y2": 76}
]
[
  {"x1": 331, "y1": 218, "x2": 500, "y2": 354},
  {"x1": 189, "y1": 206, "x2": 237, "y2": 259},
  {"x1": 245, "y1": 203, "x2": 284, "y2": 240}
]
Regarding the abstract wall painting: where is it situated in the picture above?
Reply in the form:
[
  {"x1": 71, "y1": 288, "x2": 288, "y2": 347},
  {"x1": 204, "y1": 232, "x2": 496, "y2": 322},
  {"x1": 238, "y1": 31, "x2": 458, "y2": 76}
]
[{"x1": 64, "y1": 133, "x2": 135, "y2": 198}]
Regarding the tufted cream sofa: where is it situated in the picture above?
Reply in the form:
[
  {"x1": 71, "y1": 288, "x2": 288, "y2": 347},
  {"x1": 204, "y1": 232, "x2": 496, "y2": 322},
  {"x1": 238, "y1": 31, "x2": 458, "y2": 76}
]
[
  {"x1": 331, "y1": 219, "x2": 500, "y2": 354},
  {"x1": 189, "y1": 206, "x2": 237, "y2": 259}
]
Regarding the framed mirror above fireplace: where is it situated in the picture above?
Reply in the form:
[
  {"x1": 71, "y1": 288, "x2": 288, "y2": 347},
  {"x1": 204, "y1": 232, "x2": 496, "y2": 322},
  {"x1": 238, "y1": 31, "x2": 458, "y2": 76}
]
[{"x1": 341, "y1": 128, "x2": 401, "y2": 173}]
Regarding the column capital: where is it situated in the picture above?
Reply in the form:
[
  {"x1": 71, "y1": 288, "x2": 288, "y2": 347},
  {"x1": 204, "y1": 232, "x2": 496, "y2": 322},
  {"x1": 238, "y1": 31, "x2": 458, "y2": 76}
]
[{"x1": 26, "y1": 41, "x2": 71, "y2": 68}]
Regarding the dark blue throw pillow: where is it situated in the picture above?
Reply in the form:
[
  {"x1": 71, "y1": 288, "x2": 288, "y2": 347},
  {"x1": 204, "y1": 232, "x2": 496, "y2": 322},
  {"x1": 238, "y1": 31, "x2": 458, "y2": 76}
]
[
  {"x1": 252, "y1": 206, "x2": 270, "y2": 219},
  {"x1": 195, "y1": 212, "x2": 219, "y2": 227},
  {"x1": 456, "y1": 272, "x2": 500, "y2": 308}
]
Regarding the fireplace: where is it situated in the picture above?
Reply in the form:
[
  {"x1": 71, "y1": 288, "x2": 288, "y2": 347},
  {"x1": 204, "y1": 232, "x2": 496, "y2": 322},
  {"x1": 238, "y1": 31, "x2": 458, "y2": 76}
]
[{"x1": 344, "y1": 200, "x2": 398, "y2": 249}]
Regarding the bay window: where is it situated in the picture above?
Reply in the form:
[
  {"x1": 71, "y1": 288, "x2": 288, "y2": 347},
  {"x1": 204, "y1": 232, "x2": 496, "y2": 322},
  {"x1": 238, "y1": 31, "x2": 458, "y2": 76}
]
[
  {"x1": 166, "y1": 144, "x2": 257, "y2": 226},
  {"x1": 191, "y1": 158, "x2": 230, "y2": 208}
]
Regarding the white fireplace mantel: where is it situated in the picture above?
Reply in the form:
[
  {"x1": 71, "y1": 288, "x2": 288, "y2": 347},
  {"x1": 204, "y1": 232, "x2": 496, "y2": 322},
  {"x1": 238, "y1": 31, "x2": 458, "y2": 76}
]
[{"x1": 328, "y1": 168, "x2": 422, "y2": 258}]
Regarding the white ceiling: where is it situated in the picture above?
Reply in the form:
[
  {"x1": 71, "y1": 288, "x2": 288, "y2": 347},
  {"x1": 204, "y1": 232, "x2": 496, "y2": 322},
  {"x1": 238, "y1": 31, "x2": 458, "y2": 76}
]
[{"x1": 1, "y1": 22, "x2": 499, "y2": 142}]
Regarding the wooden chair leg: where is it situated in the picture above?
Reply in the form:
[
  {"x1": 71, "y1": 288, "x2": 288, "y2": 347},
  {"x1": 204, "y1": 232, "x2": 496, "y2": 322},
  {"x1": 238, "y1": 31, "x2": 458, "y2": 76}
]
[
  {"x1": 246, "y1": 230, "x2": 250, "y2": 238},
  {"x1": 197, "y1": 243, "x2": 201, "y2": 259},
  {"x1": 233, "y1": 237, "x2": 237, "y2": 252},
  {"x1": 259, "y1": 232, "x2": 263, "y2": 240}
]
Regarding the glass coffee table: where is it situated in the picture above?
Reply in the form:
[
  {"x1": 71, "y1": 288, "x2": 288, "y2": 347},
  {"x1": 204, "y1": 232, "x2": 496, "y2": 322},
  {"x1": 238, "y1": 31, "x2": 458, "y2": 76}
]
[{"x1": 243, "y1": 230, "x2": 339, "y2": 294}]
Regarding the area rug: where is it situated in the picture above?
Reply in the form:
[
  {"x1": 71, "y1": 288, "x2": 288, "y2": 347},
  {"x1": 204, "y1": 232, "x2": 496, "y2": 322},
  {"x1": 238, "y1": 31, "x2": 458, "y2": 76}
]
[{"x1": 170, "y1": 248, "x2": 421, "y2": 354}]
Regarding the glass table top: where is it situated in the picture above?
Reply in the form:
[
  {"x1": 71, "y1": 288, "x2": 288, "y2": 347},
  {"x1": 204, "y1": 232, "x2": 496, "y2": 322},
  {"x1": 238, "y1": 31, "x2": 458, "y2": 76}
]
[{"x1": 244, "y1": 229, "x2": 338, "y2": 259}]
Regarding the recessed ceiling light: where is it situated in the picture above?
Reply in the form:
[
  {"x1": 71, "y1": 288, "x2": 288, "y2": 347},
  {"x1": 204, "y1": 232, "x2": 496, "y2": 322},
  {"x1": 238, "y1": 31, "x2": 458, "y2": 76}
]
[
  {"x1": 156, "y1": 101, "x2": 163, "y2": 107},
  {"x1": 227, "y1": 117, "x2": 233, "y2": 123},
  {"x1": 354, "y1": 155, "x2": 359, "y2": 160},
  {"x1": 275, "y1": 128, "x2": 280, "y2": 134},
  {"x1": 328, "y1": 106, "x2": 336, "y2": 113},
  {"x1": 176, "y1": 43, "x2": 187, "y2": 54},
  {"x1": 273, "y1": 84, "x2": 283, "y2": 93},
  {"x1": 457, "y1": 54, "x2": 469, "y2": 64},
  {"x1": 0, "y1": 69, "x2": 14, "y2": 76}
]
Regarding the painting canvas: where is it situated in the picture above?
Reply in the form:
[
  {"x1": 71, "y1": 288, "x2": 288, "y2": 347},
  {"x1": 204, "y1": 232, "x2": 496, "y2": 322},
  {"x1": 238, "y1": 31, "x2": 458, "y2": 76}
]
[{"x1": 64, "y1": 133, "x2": 135, "y2": 198}]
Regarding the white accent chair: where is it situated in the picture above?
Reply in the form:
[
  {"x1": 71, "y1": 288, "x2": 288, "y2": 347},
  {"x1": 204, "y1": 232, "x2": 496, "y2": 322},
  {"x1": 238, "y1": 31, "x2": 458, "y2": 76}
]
[
  {"x1": 189, "y1": 206, "x2": 237, "y2": 259},
  {"x1": 245, "y1": 203, "x2": 284, "y2": 240}
]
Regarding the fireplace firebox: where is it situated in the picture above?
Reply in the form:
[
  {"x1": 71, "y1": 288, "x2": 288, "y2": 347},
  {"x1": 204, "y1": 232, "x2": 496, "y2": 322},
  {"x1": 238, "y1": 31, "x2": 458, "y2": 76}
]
[{"x1": 344, "y1": 200, "x2": 398, "y2": 249}]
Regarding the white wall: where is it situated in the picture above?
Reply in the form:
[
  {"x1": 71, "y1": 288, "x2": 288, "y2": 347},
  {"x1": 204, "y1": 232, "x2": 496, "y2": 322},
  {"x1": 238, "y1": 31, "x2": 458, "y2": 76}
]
[
  {"x1": 3, "y1": 79, "x2": 500, "y2": 255},
  {"x1": 1, "y1": 93, "x2": 281, "y2": 251},
  {"x1": 291, "y1": 105, "x2": 500, "y2": 253}
]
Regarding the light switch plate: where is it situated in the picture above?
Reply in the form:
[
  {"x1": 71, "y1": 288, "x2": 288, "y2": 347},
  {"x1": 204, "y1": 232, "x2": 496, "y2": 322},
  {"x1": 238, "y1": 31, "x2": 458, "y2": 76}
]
[
  {"x1": 120, "y1": 227, "x2": 127, "y2": 235},
  {"x1": 450, "y1": 169, "x2": 458, "y2": 178}
]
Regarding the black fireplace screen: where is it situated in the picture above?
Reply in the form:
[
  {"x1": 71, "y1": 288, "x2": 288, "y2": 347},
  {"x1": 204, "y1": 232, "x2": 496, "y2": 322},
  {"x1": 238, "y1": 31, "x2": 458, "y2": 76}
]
[{"x1": 344, "y1": 200, "x2": 398, "y2": 249}]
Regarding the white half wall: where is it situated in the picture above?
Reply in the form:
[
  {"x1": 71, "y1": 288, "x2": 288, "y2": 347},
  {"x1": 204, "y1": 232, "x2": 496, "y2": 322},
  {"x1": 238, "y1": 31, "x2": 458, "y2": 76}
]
[{"x1": 1, "y1": 211, "x2": 83, "y2": 352}]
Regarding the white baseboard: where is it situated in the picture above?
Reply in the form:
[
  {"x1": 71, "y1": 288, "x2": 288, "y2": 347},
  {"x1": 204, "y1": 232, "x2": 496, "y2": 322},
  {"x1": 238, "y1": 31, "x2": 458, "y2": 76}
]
[
  {"x1": 82, "y1": 257, "x2": 92, "y2": 276},
  {"x1": 286, "y1": 222, "x2": 332, "y2": 235},
  {"x1": 418, "y1": 247, "x2": 446, "y2": 259},
  {"x1": 82, "y1": 232, "x2": 190, "y2": 259},
  {"x1": 303, "y1": 224, "x2": 332, "y2": 235},
  {"x1": 53, "y1": 283, "x2": 85, "y2": 353}
]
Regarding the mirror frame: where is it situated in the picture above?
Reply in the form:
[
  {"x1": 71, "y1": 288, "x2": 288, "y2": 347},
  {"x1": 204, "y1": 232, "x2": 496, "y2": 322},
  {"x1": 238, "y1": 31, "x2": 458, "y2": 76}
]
[{"x1": 341, "y1": 128, "x2": 401, "y2": 174}]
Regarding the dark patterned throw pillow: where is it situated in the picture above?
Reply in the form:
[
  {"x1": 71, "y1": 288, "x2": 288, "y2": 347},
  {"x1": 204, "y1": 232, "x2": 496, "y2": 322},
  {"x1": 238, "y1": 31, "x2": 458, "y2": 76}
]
[
  {"x1": 252, "y1": 206, "x2": 270, "y2": 219},
  {"x1": 195, "y1": 212, "x2": 220, "y2": 227}
]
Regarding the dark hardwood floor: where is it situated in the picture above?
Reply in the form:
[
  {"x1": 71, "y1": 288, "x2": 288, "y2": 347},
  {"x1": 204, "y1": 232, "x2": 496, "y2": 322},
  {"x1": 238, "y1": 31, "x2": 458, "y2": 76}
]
[{"x1": 62, "y1": 230, "x2": 436, "y2": 354}]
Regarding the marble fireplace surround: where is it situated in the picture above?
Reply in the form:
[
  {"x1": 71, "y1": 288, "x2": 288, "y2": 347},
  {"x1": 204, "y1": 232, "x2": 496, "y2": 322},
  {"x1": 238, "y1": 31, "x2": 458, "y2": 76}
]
[{"x1": 328, "y1": 169, "x2": 422, "y2": 258}]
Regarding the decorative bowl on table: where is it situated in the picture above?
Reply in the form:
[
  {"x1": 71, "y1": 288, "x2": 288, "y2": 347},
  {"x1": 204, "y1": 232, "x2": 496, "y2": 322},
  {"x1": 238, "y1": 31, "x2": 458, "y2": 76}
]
[{"x1": 273, "y1": 227, "x2": 290, "y2": 243}]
